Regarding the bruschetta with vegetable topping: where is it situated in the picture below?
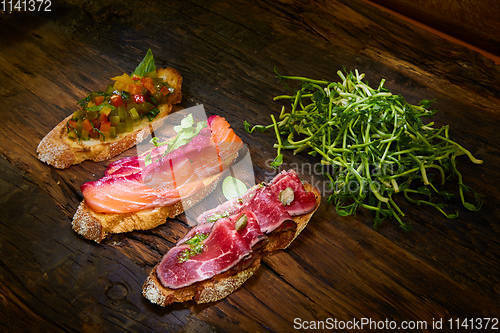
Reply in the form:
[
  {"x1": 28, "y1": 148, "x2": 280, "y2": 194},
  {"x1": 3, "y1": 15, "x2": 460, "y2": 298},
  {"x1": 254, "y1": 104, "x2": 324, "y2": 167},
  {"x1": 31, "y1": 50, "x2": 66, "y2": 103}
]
[{"x1": 37, "y1": 49, "x2": 182, "y2": 169}]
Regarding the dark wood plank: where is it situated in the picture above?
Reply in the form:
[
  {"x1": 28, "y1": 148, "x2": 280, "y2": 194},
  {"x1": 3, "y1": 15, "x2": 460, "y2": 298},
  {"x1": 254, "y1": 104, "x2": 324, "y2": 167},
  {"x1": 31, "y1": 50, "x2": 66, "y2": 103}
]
[
  {"x1": 0, "y1": 0, "x2": 498, "y2": 331},
  {"x1": 369, "y1": 0, "x2": 500, "y2": 55}
]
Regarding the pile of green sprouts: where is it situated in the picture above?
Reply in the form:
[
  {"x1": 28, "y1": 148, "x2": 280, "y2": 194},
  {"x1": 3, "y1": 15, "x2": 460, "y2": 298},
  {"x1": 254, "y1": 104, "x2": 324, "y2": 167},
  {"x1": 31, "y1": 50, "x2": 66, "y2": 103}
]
[{"x1": 245, "y1": 70, "x2": 483, "y2": 229}]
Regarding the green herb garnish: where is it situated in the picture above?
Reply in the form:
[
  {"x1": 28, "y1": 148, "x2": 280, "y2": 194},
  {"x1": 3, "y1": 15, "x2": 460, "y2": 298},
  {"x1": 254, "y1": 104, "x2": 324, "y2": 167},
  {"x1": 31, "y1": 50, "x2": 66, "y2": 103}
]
[
  {"x1": 178, "y1": 233, "x2": 209, "y2": 263},
  {"x1": 77, "y1": 91, "x2": 107, "y2": 107},
  {"x1": 85, "y1": 103, "x2": 115, "y2": 112},
  {"x1": 146, "y1": 107, "x2": 160, "y2": 121},
  {"x1": 77, "y1": 95, "x2": 92, "y2": 107},
  {"x1": 207, "y1": 211, "x2": 230, "y2": 223},
  {"x1": 245, "y1": 69, "x2": 483, "y2": 229},
  {"x1": 145, "y1": 113, "x2": 208, "y2": 166}
]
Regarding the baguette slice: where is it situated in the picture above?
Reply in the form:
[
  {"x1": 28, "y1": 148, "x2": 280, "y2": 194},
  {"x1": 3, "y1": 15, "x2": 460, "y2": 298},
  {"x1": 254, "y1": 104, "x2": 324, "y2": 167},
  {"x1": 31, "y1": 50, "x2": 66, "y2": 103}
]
[
  {"x1": 72, "y1": 173, "x2": 223, "y2": 243},
  {"x1": 142, "y1": 183, "x2": 321, "y2": 306},
  {"x1": 37, "y1": 67, "x2": 182, "y2": 169}
]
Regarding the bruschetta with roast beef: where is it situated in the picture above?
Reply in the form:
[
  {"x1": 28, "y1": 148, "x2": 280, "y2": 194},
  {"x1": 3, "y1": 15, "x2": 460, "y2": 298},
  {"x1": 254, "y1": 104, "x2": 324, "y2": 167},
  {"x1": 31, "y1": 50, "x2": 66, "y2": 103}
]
[{"x1": 143, "y1": 170, "x2": 320, "y2": 306}]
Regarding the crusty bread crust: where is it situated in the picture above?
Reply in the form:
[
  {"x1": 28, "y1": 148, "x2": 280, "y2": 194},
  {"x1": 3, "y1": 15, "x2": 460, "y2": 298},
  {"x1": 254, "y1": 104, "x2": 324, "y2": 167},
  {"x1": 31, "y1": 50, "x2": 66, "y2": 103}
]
[
  {"x1": 144, "y1": 257, "x2": 262, "y2": 306},
  {"x1": 37, "y1": 67, "x2": 182, "y2": 169},
  {"x1": 142, "y1": 183, "x2": 321, "y2": 306},
  {"x1": 72, "y1": 173, "x2": 222, "y2": 242}
]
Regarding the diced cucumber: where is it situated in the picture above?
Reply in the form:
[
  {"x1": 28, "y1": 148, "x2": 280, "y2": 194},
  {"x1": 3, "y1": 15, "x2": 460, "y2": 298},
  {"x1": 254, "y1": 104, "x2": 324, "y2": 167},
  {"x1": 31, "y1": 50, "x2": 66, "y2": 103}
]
[
  {"x1": 73, "y1": 110, "x2": 84, "y2": 119},
  {"x1": 125, "y1": 120, "x2": 133, "y2": 132},
  {"x1": 116, "y1": 123, "x2": 126, "y2": 134},
  {"x1": 109, "y1": 126, "x2": 117, "y2": 138},
  {"x1": 136, "y1": 102, "x2": 153, "y2": 114},
  {"x1": 81, "y1": 129, "x2": 89, "y2": 140},
  {"x1": 87, "y1": 110, "x2": 98, "y2": 120},
  {"x1": 105, "y1": 84, "x2": 114, "y2": 94},
  {"x1": 110, "y1": 115, "x2": 120, "y2": 125},
  {"x1": 128, "y1": 107, "x2": 140, "y2": 120},
  {"x1": 117, "y1": 106, "x2": 127, "y2": 121}
]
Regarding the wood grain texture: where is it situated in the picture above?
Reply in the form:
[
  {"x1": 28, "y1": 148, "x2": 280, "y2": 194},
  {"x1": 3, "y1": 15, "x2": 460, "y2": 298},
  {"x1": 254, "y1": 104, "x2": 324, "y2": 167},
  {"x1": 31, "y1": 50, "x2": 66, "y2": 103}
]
[
  {"x1": 370, "y1": 0, "x2": 500, "y2": 55},
  {"x1": 0, "y1": 0, "x2": 499, "y2": 331}
]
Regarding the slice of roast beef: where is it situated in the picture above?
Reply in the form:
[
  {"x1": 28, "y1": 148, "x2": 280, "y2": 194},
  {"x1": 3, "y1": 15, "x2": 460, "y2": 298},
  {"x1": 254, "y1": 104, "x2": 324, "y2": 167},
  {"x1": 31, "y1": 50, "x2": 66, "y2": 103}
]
[
  {"x1": 267, "y1": 170, "x2": 317, "y2": 216},
  {"x1": 157, "y1": 210, "x2": 264, "y2": 289},
  {"x1": 198, "y1": 170, "x2": 316, "y2": 232},
  {"x1": 196, "y1": 184, "x2": 260, "y2": 224},
  {"x1": 243, "y1": 185, "x2": 292, "y2": 233},
  {"x1": 155, "y1": 170, "x2": 317, "y2": 289}
]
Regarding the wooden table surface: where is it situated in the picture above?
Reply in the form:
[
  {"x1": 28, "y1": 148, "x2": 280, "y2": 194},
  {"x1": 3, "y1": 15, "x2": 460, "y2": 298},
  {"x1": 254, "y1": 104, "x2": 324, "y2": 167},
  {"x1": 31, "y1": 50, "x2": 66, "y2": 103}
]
[{"x1": 0, "y1": 0, "x2": 499, "y2": 331}]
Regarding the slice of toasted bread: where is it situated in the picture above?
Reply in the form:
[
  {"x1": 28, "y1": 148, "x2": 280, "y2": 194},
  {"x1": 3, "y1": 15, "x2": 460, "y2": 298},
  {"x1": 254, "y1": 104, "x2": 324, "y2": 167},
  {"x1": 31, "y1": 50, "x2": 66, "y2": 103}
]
[
  {"x1": 72, "y1": 173, "x2": 223, "y2": 242},
  {"x1": 142, "y1": 183, "x2": 321, "y2": 306},
  {"x1": 37, "y1": 67, "x2": 182, "y2": 169}
]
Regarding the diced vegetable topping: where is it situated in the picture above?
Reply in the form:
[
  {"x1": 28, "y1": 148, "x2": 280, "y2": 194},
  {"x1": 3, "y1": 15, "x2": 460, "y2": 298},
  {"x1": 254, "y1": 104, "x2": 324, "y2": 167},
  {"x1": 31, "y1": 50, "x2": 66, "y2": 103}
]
[{"x1": 67, "y1": 49, "x2": 174, "y2": 141}]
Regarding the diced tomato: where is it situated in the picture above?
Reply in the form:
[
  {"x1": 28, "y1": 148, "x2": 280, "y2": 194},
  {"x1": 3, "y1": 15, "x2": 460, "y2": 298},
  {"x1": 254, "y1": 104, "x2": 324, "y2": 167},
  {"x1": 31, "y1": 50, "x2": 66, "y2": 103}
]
[
  {"x1": 99, "y1": 113, "x2": 108, "y2": 123},
  {"x1": 128, "y1": 84, "x2": 143, "y2": 95},
  {"x1": 68, "y1": 120, "x2": 78, "y2": 128},
  {"x1": 133, "y1": 94, "x2": 145, "y2": 104},
  {"x1": 132, "y1": 75, "x2": 141, "y2": 81},
  {"x1": 82, "y1": 119, "x2": 93, "y2": 132},
  {"x1": 160, "y1": 86, "x2": 170, "y2": 96},
  {"x1": 110, "y1": 95, "x2": 123, "y2": 107},
  {"x1": 91, "y1": 119, "x2": 100, "y2": 128},
  {"x1": 89, "y1": 128, "x2": 99, "y2": 139},
  {"x1": 94, "y1": 95, "x2": 104, "y2": 105},
  {"x1": 100, "y1": 120, "x2": 111, "y2": 133},
  {"x1": 141, "y1": 77, "x2": 155, "y2": 95}
]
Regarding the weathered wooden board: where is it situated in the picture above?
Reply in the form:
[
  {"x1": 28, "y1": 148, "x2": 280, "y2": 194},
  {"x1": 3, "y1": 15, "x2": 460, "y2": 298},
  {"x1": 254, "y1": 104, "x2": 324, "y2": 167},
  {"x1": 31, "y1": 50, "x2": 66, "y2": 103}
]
[
  {"x1": 0, "y1": 0, "x2": 498, "y2": 331},
  {"x1": 369, "y1": 0, "x2": 500, "y2": 54}
]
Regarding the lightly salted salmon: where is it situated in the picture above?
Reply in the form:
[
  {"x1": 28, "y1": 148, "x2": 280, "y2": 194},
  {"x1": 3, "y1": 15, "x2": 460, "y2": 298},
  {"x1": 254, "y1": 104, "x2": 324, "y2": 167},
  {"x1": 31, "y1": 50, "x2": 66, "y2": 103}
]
[{"x1": 81, "y1": 115, "x2": 243, "y2": 213}]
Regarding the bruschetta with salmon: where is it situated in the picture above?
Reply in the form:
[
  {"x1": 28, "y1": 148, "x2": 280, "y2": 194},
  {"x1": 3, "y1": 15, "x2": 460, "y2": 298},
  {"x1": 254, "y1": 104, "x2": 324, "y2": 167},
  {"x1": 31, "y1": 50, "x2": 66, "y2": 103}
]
[{"x1": 72, "y1": 115, "x2": 244, "y2": 242}]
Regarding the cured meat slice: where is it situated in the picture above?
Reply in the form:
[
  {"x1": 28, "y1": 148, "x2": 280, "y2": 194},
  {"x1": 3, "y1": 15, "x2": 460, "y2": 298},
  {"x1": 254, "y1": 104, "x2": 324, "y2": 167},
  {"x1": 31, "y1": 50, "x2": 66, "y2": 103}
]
[
  {"x1": 81, "y1": 156, "x2": 202, "y2": 213},
  {"x1": 267, "y1": 170, "x2": 317, "y2": 216},
  {"x1": 243, "y1": 186, "x2": 292, "y2": 233},
  {"x1": 157, "y1": 211, "x2": 264, "y2": 289},
  {"x1": 198, "y1": 170, "x2": 316, "y2": 233},
  {"x1": 155, "y1": 170, "x2": 318, "y2": 289},
  {"x1": 81, "y1": 116, "x2": 242, "y2": 213},
  {"x1": 196, "y1": 185, "x2": 260, "y2": 224}
]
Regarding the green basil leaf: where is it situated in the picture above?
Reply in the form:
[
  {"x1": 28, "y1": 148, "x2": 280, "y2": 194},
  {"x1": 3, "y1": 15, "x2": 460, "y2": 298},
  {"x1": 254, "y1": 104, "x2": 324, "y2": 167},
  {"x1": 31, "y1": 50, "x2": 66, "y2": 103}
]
[{"x1": 132, "y1": 48, "x2": 156, "y2": 77}]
